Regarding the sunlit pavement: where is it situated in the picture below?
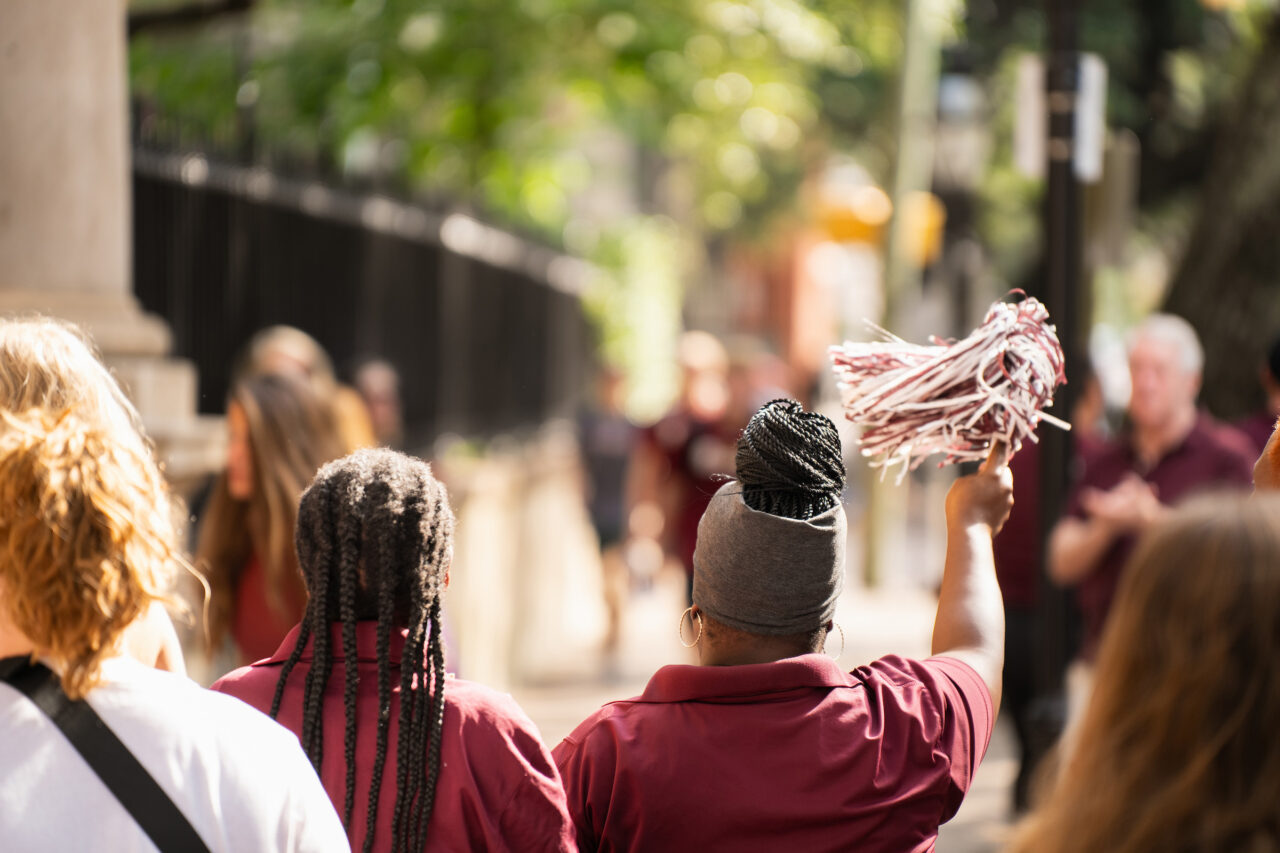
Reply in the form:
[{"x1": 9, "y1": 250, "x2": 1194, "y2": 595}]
[{"x1": 510, "y1": 563, "x2": 1017, "y2": 853}]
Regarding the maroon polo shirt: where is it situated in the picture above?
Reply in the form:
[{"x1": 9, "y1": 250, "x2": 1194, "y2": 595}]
[
  {"x1": 553, "y1": 654, "x2": 992, "y2": 853},
  {"x1": 212, "y1": 623, "x2": 575, "y2": 853},
  {"x1": 642, "y1": 411, "x2": 736, "y2": 574},
  {"x1": 1066, "y1": 414, "x2": 1254, "y2": 660}
]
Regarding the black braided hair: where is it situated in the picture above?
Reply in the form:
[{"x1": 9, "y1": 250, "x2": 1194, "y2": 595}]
[
  {"x1": 735, "y1": 398, "x2": 845, "y2": 520},
  {"x1": 273, "y1": 448, "x2": 453, "y2": 853}
]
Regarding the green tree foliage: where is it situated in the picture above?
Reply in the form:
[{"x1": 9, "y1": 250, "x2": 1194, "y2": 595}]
[
  {"x1": 130, "y1": 0, "x2": 903, "y2": 411},
  {"x1": 964, "y1": 0, "x2": 1271, "y2": 293},
  {"x1": 131, "y1": 0, "x2": 900, "y2": 239}
]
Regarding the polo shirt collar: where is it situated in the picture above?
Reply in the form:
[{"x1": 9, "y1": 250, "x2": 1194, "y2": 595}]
[
  {"x1": 639, "y1": 654, "x2": 856, "y2": 703},
  {"x1": 256, "y1": 621, "x2": 410, "y2": 667},
  {"x1": 1123, "y1": 411, "x2": 1211, "y2": 471}
]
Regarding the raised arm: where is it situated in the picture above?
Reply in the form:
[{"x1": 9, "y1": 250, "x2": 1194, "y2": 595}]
[{"x1": 931, "y1": 443, "x2": 1014, "y2": 713}]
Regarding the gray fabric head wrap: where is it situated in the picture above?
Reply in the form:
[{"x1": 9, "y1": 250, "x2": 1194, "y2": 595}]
[{"x1": 692, "y1": 480, "x2": 846, "y2": 635}]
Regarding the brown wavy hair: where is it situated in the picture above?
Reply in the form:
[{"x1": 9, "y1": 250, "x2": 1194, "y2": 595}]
[
  {"x1": 0, "y1": 410, "x2": 179, "y2": 699},
  {"x1": 1011, "y1": 495, "x2": 1280, "y2": 853},
  {"x1": 196, "y1": 372, "x2": 346, "y2": 649}
]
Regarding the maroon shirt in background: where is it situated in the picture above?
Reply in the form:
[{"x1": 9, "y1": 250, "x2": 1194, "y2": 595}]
[
  {"x1": 993, "y1": 433, "x2": 1103, "y2": 609},
  {"x1": 1066, "y1": 414, "x2": 1255, "y2": 661},
  {"x1": 553, "y1": 654, "x2": 992, "y2": 853},
  {"x1": 232, "y1": 552, "x2": 306, "y2": 665},
  {"x1": 212, "y1": 624, "x2": 575, "y2": 853},
  {"x1": 642, "y1": 411, "x2": 735, "y2": 574},
  {"x1": 1235, "y1": 410, "x2": 1276, "y2": 456}
]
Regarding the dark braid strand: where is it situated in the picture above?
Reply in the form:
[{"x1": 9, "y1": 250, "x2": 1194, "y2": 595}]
[
  {"x1": 416, "y1": 595, "x2": 447, "y2": 848},
  {"x1": 299, "y1": 505, "x2": 333, "y2": 769},
  {"x1": 269, "y1": 619, "x2": 311, "y2": 719},
  {"x1": 363, "y1": 520, "x2": 398, "y2": 853},
  {"x1": 336, "y1": 480, "x2": 364, "y2": 828}
]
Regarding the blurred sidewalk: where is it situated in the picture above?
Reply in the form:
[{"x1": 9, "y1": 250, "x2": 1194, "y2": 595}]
[{"x1": 509, "y1": 565, "x2": 1017, "y2": 853}]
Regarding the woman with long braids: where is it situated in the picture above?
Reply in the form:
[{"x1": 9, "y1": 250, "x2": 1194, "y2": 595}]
[
  {"x1": 196, "y1": 371, "x2": 347, "y2": 665},
  {"x1": 212, "y1": 448, "x2": 574, "y2": 852},
  {"x1": 554, "y1": 399, "x2": 1013, "y2": 852}
]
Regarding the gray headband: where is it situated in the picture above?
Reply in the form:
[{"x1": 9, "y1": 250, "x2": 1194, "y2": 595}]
[{"x1": 692, "y1": 481, "x2": 846, "y2": 635}]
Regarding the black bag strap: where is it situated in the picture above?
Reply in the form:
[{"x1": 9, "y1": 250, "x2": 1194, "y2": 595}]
[{"x1": 0, "y1": 656, "x2": 213, "y2": 853}]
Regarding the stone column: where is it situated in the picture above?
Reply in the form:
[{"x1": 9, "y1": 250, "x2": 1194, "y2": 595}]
[{"x1": 0, "y1": 0, "x2": 221, "y2": 489}]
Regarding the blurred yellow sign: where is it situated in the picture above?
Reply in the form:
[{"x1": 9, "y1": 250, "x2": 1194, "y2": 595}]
[
  {"x1": 900, "y1": 191, "x2": 946, "y2": 268},
  {"x1": 816, "y1": 185, "x2": 893, "y2": 245}
]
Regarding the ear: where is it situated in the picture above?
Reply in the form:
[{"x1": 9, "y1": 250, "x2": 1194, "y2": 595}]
[{"x1": 444, "y1": 566, "x2": 451, "y2": 590}]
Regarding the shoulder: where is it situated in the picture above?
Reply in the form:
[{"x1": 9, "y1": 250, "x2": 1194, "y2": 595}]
[
  {"x1": 209, "y1": 662, "x2": 281, "y2": 715},
  {"x1": 444, "y1": 678, "x2": 558, "y2": 764},
  {"x1": 553, "y1": 698, "x2": 642, "y2": 772},
  {"x1": 857, "y1": 655, "x2": 994, "y2": 803},
  {"x1": 445, "y1": 677, "x2": 536, "y2": 729},
  {"x1": 89, "y1": 662, "x2": 298, "y2": 765},
  {"x1": 134, "y1": 665, "x2": 295, "y2": 745},
  {"x1": 1197, "y1": 419, "x2": 1257, "y2": 471},
  {"x1": 854, "y1": 655, "x2": 992, "y2": 737}
]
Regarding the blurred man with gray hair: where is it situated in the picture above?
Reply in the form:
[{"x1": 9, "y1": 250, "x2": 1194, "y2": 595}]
[{"x1": 1048, "y1": 314, "x2": 1254, "y2": 717}]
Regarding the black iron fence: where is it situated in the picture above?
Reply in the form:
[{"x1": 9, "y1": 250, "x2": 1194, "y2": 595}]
[{"x1": 132, "y1": 147, "x2": 591, "y2": 447}]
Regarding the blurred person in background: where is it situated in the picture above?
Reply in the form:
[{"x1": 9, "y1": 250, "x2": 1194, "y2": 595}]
[
  {"x1": 0, "y1": 409, "x2": 348, "y2": 852},
  {"x1": 1011, "y1": 494, "x2": 1280, "y2": 853},
  {"x1": 196, "y1": 372, "x2": 347, "y2": 668},
  {"x1": 1048, "y1": 314, "x2": 1253, "y2": 726},
  {"x1": 352, "y1": 357, "x2": 405, "y2": 449},
  {"x1": 577, "y1": 364, "x2": 638, "y2": 674},
  {"x1": 1234, "y1": 333, "x2": 1280, "y2": 455},
  {"x1": 993, "y1": 360, "x2": 1106, "y2": 813},
  {"x1": 213, "y1": 449, "x2": 574, "y2": 852},
  {"x1": 0, "y1": 317, "x2": 186, "y2": 676},
  {"x1": 555, "y1": 400, "x2": 1013, "y2": 852},
  {"x1": 627, "y1": 330, "x2": 735, "y2": 604},
  {"x1": 723, "y1": 336, "x2": 795, "y2": 431},
  {"x1": 243, "y1": 325, "x2": 377, "y2": 451}
]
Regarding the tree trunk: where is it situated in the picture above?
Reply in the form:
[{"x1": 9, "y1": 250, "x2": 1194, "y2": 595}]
[{"x1": 1163, "y1": 12, "x2": 1280, "y2": 420}]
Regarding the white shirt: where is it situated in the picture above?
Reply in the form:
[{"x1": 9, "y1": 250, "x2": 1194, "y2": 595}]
[{"x1": 0, "y1": 656, "x2": 350, "y2": 852}]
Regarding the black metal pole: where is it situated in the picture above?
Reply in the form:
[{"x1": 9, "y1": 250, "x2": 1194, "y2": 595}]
[{"x1": 1037, "y1": 0, "x2": 1082, "y2": 699}]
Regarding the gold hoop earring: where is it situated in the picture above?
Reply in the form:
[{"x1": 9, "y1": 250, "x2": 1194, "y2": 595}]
[
  {"x1": 678, "y1": 607, "x2": 703, "y2": 648},
  {"x1": 824, "y1": 623, "x2": 845, "y2": 660}
]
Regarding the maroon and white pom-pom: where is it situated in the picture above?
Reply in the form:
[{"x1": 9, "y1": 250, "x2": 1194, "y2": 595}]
[{"x1": 829, "y1": 294, "x2": 1069, "y2": 482}]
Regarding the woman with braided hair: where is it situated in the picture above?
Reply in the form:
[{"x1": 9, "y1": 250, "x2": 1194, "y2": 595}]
[
  {"x1": 212, "y1": 448, "x2": 574, "y2": 853},
  {"x1": 554, "y1": 398, "x2": 1013, "y2": 852}
]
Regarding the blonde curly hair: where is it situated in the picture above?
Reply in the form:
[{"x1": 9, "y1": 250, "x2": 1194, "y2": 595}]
[
  {"x1": 0, "y1": 410, "x2": 181, "y2": 698},
  {"x1": 0, "y1": 318, "x2": 153, "y2": 455},
  {"x1": 0, "y1": 318, "x2": 188, "y2": 696}
]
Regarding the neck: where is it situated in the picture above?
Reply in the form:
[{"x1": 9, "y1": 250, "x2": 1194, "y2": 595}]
[
  {"x1": 1132, "y1": 407, "x2": 1197, "y2": 469},
  {"x1": 0, "y1": 611, "x2": 34, "y2": 660},
  {"x1": 699, "y1": 638, "x2": 819, "y2": 667}
]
